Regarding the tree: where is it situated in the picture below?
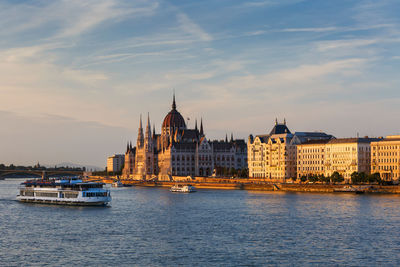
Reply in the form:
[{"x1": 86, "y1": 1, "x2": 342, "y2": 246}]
[
  {"x1": 367, "y1": 172, "x2": 381, "y2": 184},
  {"x1": 351, "y1": 172, "x2": 360, "y2": 184},
  {"x1": 331, "y1": 171, "x2": 344, "y2": 184},
  {"x1": 300, "y1": 175, "x2": 307, "y2": 182},
  {"x1": 308, "y1": 174, "x2": 319, "y2": 183},
  {"x1": 240, "y1": 168, "x2": 249, "y2": 178},
  {"x1": 318, "y1": 174, "x2": 329, "y2": 184}
]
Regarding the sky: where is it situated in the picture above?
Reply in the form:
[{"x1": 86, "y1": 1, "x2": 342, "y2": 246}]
[{"x1": 1, "y1": 0, "x2": 400, "y2": 168}]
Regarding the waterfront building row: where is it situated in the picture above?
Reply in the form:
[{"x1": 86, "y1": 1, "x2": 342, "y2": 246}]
[
  {"x1": 297, "y1": 137, "x2": 380, "y2": 183},
  {"x1": 247, "y1": 120, "x2": 400, "y2": 183}
]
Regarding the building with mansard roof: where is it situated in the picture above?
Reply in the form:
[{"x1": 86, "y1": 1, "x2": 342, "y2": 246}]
[
  {"x1": 248, "y1": 119, "x2": 333, "y2": 181},
  {"x1": 122, "y1": 94, "x2": 247, "y2": 180}
]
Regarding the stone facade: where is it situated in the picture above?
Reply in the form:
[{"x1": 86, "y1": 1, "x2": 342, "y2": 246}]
[
  {"x1": 297, "y1": 140, "x2": 330, "y2": 178},
  {"x1": 324, "y1": 138, "x2": 379, "y2": 182},
  {"x1": 248, "y1": 120, "x2": 333, "y2": 182},
  {"x1": 297, "y1": 137, "x2": 381, "y2": 183},
  {"x1": 107, "y1": 154, "x2": 124, "y2": 173},
  {"x1": 122, "y1": 95, "x2": 247, "y2": 180},
  {"x1": 371, "y1": 135, "x2": 400, "y2": 182}
]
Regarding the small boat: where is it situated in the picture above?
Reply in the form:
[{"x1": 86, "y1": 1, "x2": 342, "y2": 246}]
[
  {"x1": 112, "y1": 181, "x2": 123, "y2": 187},
  {"x1": 334, "y1": 185, "x2": 364, "y2": 194},
  {"x1": 170, "y1": 184, "x2": 196, "y2": 193},
  {"x1": 17, "y1": 177, "x2": 111, "y2": 206}
]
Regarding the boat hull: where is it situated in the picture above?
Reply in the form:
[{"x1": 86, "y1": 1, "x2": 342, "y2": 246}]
[{"x1": 17, "y1": 197, "x2": 110, "y2": 206}]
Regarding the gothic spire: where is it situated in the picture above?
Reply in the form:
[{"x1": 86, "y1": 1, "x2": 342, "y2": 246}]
[
  {"x1": 145, "y1": 113, "x2": 151, "y2": 139},
  {"x1": 137, "y1": 114, "x2": 144, "y2": 148},
  {"x1": 152, "y1": 124, "x2": 156, "y2": 139},
  {"x1": 225, "y1": 133, "x2": 228, "y2": 143},
  {"x1": 230, "y1": 133, "x2": 233, "y2": 142},
  {"x1": 172, "y1": 91, "x2": 176, "y2": 110},
  {"x1": 195, "y1": 119, "x2": 198, "y2": 131},
  {"x1": 200, "y1": 118, "x2": 204, "y2": 136}
]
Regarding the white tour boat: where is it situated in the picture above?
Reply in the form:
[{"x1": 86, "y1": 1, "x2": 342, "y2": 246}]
[
  {"x1": 17, "y1": 177, "x2": 111, "y2": 206},
  {"x1": 170, "y1": 184, "x2": 196, "y2": 193}
]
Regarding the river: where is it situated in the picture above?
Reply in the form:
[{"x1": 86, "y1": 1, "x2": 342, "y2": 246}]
[{"x1": 1, "y1": 178, "x2": 400, "y2": 266}]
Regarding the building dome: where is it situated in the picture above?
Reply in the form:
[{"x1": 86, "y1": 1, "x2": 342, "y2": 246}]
[
  {"x1": 162, "y1": 94, "x2": 186, "y2": 131},
  {"x1": 162, "y1": 109, "x2": 186, "y2": 129}
]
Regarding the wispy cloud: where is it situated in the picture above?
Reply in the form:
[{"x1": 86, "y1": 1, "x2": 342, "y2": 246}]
[
  {"x1": 316, "y1": 39, "x2": 379, "y2": 51},
  {"x1": 177, "y1": 13, "x2": 212, "y2": 41},
  {"x1": 281, "y1": 27, "x2": 338, "y2": 33}
]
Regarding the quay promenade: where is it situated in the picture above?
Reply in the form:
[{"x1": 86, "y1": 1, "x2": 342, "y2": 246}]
[{"x1": 86, "y1": 176, "x2": 400, "y2": 194}]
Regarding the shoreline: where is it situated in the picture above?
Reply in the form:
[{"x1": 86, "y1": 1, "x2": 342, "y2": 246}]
[{"x1": 87, "y1": 176, "x2": 400, "y2": 194}]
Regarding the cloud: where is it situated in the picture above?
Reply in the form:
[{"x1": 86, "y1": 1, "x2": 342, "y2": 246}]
[
  {"x1": 0, "y1": 0, "x2": 159, "y2": 40},
  {"x1": 241, "y1": 0, "x2": 305, "y2": 8},
  {"x1": 316, "y1": 39, "x2": 379, "y2": 52},
  {"x1": 281, "y1": 27, "x2": 339, "y2": 33},
  {"x1": 177, "y1": 13, "x2": 212, "y2": 41}
]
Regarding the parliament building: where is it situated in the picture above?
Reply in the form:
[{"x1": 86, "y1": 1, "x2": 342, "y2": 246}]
[{"x1": 122, "y1": 95, "x2": 247, "y2": 180}]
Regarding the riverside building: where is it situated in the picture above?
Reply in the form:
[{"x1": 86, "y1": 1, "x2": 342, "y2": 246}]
[
  {"x1": 324, "y1": 138, "x2": 380, "y2": 182},
  {"x1": 297, "y1": 139, "x2": 331, "y2": 178},
  {"x1": 122, "y1": 95, "x2": 247, "y2": 180},
  {"x1": 107, "y1": 154, "x2": 124, "y2": 173},
  {"x1": 247, "y1": 120, "x2": 333, "y2": 182},
  {"x1": 371, "y1": 135, "x2": 400, "y2": 182},
  {"x1": 298, "y1": 137, "x2": 381, "y2": 183}
]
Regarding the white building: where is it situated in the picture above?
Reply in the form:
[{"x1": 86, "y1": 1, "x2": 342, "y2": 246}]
[{"x1": 107, "y1": 154, "x2": 125, "y2": 173}]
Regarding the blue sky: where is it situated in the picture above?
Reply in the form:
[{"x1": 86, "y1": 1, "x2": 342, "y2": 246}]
[{"x1": 1, "y1": 0, "x2": 399, "y2": 167}]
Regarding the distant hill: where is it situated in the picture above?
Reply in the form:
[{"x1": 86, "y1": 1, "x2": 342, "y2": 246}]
[{"x1": 44, "y1": 162, "x2": 103, "y2": 171}]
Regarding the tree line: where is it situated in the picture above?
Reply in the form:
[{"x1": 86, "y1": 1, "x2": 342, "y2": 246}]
[{"x1": 298, "y1": 171, "x2": 384, "y2": 185}]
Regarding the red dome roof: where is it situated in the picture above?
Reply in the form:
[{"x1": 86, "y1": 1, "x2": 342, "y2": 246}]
[
  {"x1": 162, "y1": 109, "x2": 186, "y2": 129},
  {"x1": 162, "y1": 94, "x2": 186, "y2": 129}
]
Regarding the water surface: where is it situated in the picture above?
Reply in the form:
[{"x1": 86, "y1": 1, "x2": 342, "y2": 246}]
[{"x1": 1, "y1": 178, "x2": 400, "y2": 266}]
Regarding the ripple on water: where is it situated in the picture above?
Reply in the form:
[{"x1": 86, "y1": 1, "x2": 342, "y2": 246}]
[{"x1": 1, "y1": 180, "x2": 400, "y2": 266}]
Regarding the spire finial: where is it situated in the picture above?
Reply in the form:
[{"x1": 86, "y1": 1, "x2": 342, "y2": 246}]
[
  {"x1": 225, "y1": 133, "x2": 228, "y2": 143},
  {"x1": 172, "y1": 90, "x2": 176, "y2": 110},
  {"x1": 275, "y1": 118, "x2": 278, "y2": 125},
  {"x1": 139, "y1": 114, "x2": 143, "y2": 129},
  {"x1": 230, "y1": 133, "x2": 233, "y2": 142},
  {"x1": 200, "y1": 118, "x2": 204, "y2": 136},
  {"x1": 284, "y1": 118, "x2": 286, "y2": 125}
]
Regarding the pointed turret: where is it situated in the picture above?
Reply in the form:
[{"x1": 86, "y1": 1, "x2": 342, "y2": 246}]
[
  {"x1": 152, "y1": 124, "x2": 156, "y2": 139},
  {"x1": 195, "y1": 119, "x2": 198, "y2": 131},
  {"x1": 137, "y1": 114, "x2": 144, "y2": 148},
  {"x1": 200, "y1": 118, "x2": 204, "y2": 136},
  {"x1": 145, "y1": 113, "x2": 152, "y2": 151},
  {"x1": 230, "y1": 133, "x2": 233, "y2": 142},
  {"x1": 126, "y1": 142, "x2": 130, "y2": 153},
  {"x1": 225, "y1": 134, "x2": 228, "y2": 143},
  {"x1": 145, "y1": 113, "x2": 151, "y2": 138}
]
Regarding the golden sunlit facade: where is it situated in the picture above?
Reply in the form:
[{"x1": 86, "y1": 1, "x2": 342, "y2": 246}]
[
  {"x1": 371, "y1": 135, "x2": 400, "y2": 182},
  {"x1": 248, "y1": 120, "x2": 332, "y2": 182},
  {"x1": 297, "y1": 140, "x2": 329, "y2": 178}
]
